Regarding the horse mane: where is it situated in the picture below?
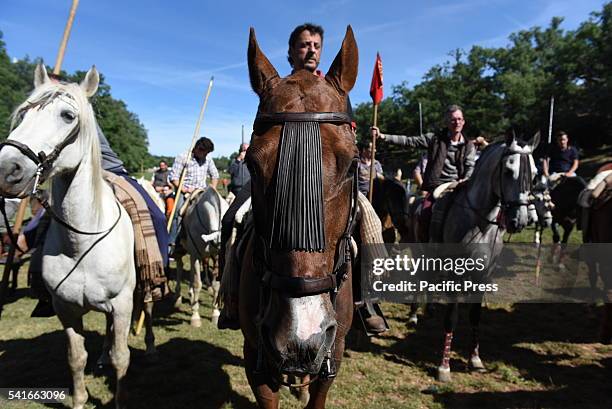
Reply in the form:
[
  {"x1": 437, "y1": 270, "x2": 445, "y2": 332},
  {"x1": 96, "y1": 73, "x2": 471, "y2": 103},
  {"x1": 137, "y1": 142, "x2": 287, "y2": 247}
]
[
  {"x1": 11, "y1": 82, "x2": 105, "y2": 217},
  {"x1": 469, "y1": 142, "x2": 505, "y2": 185}
]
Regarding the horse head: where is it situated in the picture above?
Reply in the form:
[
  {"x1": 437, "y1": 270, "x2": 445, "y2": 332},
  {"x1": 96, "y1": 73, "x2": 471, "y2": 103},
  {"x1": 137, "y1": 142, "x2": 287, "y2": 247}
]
[
  {"x1": 0, "y1": 64, "x2": 101, "y2": 199},
  {"x1": 246, "y1": 26, "x2": 358, "y2": 376},
  {"x1": 496, "y1": 131, "x2": 540, "y2": 233}
]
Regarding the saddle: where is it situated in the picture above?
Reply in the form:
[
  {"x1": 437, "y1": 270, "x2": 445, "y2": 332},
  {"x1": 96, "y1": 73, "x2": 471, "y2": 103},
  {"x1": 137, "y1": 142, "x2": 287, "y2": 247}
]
[
  {"x1": 578, "y1": 171, "x2": 612, "y2": 209},
  {"x1": 103, "y1": 172, "x2": 167, "y2": 302}
]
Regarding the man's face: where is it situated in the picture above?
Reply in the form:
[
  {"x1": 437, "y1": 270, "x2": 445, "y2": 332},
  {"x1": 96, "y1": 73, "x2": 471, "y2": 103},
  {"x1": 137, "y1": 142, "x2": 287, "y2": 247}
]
[
  {"x1": 446, "y1": 110, "x2": 465, "y2": 134},
  {"x1": 361, "y1": 144, "x2": 372, "y2": 160},
  {"x1": 162, "y1": 186, "x2": 170, "y2": 196},
  {"x1": 290, "y1": 30, "x2": 322, "y2": 72},
  {"x1": 159, "y1": 162, "x2": 168, "y2": 171},
  {"x1": 557, "y1": 134, "x2": 568, "y2": 149}
]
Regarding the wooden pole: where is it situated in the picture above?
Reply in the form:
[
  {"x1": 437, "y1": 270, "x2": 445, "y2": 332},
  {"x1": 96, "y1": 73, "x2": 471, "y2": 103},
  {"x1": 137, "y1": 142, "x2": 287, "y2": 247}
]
[
  {"x1": 368, "y1": 104, "x2": 379, "y2": 202},
  {"x1": 547, "y1": 96, "x2": 554, "y2": 145},
  {"x1": 419, "y1": 102, "x2": 423, "y2": 136},
  {"x1": 53, "y1": 0, "x2": 80, "y2": 75},
  {"x1": 166, "y1": 76, "x2": 215, "y2": 233},
  {"x1": 1, "y1": 0, "x2": 80, "y2": 319}
]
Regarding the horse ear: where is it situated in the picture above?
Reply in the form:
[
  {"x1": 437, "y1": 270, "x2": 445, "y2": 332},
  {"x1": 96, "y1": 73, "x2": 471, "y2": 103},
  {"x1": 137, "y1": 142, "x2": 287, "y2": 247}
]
[
  {"x1": 34, "y1": 63, "x2": 50, "y2": 88},
  {"x1": 325, "y1": 25, "x2": 358, "y2": 93},
  {"x1": 80, "y1": 66, "x2": 99, "y2": 98},
  {"x1": 248, "y1": 27, "x2": 280, "y2": 97},
  {"x1": 528, "y1": 131, "x2": 541, "y2": 150},
  {"x1": 505, "y1": 129, "x2": 516, "y2": 146}
]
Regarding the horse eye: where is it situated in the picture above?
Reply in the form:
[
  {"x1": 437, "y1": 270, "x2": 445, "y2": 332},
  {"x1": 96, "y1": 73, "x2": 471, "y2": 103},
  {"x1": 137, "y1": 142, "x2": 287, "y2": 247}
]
[{"x1": 61, "y1": 110, "x2": 76, "y2": 122}]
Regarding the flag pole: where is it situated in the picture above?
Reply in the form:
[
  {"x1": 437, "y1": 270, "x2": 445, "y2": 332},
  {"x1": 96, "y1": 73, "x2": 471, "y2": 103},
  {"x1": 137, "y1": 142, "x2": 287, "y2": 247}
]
[
  {"x1": 368, "y1": 104, "x2": 379, "y2": 202},
  {"x1": 166, "y1": 76, "x2": 215, "y2": 233},
  {"x1": 368, "y1": 52, "x2": 383, "y2": 202}
]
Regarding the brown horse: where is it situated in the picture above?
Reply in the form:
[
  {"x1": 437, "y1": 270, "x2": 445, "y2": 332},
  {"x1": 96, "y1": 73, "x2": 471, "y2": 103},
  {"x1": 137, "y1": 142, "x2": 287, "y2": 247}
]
[
  {"x1": 238, "y1": 26, "x2": 359, "y2": 408},
  {"x1": 585, "y1": 163, "x2": 612, "y2": 344}
]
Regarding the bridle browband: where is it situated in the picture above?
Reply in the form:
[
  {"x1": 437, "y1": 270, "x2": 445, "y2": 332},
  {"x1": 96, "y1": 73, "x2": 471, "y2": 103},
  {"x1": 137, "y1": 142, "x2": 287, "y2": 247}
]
[
  {"x1": 251, "y1": 109, "x2": 358, "y2": 384},
  {"x1": 255, "y1": 111, "x2": 353, "y2": 124}
]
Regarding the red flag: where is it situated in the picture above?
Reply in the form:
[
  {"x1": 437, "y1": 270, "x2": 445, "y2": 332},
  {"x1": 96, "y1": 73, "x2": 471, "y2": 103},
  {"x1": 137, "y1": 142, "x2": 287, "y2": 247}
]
[{"x1": 369, "y1": 52, "x2": 383, "y2": 105}]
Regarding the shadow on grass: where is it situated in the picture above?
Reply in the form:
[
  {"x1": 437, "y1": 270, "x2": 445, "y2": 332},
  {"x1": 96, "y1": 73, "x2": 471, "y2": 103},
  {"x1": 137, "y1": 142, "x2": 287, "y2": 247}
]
[
  {"x1": 0, "y1": 331, "x2": 256, "y2": 409},
  {"x1": 347, "y1": 303, "x2": 611, "y2": 409}
]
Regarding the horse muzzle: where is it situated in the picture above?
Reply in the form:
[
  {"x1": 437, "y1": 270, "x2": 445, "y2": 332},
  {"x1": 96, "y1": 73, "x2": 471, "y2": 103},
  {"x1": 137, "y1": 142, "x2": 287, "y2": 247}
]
[
  {"x1": 0, "y1": 147, "x2": 38, "y2": 198},
  {"x1": 260, "y1": 294, "x2": 337, "y2": 376}
]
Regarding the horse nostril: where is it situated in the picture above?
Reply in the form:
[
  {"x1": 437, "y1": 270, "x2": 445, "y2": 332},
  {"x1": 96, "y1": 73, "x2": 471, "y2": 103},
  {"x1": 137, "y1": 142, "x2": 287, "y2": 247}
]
[{"x1": 5, "y1": 162, "x2": 24, "y2": 183}]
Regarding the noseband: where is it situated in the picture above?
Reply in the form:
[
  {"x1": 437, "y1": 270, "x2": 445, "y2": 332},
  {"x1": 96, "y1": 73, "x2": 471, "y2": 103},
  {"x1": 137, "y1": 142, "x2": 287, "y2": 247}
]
[{"x1": 251, "y1": 110, "x2": 358, "y2": 383}]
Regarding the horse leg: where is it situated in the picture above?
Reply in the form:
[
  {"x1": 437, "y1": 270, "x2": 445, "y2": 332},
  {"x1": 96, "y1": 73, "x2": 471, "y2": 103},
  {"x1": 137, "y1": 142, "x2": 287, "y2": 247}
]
[
  {"x1": 143, "y1": 300, "x2": 158, "y2": 362},
  {"x1": 534, "y1": 225, "x2": 541, "y2": 244},
  {"x1": 189, "y1": 256, "x2": 202, "y2": 327},
  {"x1": 561, "y1": 221, "x2": 573, "y2": 244},
  {"x1": 211, "y1": 254, "x2": 221, "y2": 325},
  {"x1": 97, "y1": 313, "x2": 113, "y2": 368},
  {"x1": 551, "y1": 222, "x2": 561, "y2": 244},
  {"x1": 174, "y1": 256, "x2": 184, "y2": 308},
  {"x1": 243, "y1": 344, "x2": 279, "y2": 409},
  {"x1": 110, "y1": 293, "x2": 132, "y2": 409},
  {"x1": 468, "y1": 302, "x2": 486, "y2": 372},
  {"x1": 438, "y1": 303, "x2": 458, "y2": 382},
  {"x1": 55, "y1": 304, "x2": 88, "y2": 409},
  {"x1": 408, "y1": 303, "x2": 419, "y2": 327}
]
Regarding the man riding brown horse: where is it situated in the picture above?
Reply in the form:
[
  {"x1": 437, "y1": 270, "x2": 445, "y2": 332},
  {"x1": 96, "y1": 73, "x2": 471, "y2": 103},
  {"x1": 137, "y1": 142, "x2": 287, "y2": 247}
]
[{"x1": 218, "y1": 23, "x2": 387, "y2": 334}]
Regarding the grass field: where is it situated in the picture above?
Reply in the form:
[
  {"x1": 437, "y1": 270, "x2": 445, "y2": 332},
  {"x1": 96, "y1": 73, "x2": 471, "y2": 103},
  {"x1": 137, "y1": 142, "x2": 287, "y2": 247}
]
[
  {"x1": 1, "y1": 239, "x2": 611, "y2": 409},
  {"x1": 1, "y1": 150, "x2": 610, "y2": 409}
]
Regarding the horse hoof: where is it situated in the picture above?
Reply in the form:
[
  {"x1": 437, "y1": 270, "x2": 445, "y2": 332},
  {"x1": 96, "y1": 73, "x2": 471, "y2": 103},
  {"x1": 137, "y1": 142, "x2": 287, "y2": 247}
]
[
  {"x1": 437, "y1": 366, "x2": 452, "y2": 382},
  {"x1": 174, "y1": 296, "x2": 183, "y2": 309},
  {"x1": 408, "y1": 314, "x2": 418, "y2": 327},
  {"x1": 191, "y1": 316, "x2": 202, "y2": 328},
  {"x1": 469, "y1": 356, "x2": 486, "y2": 372}
]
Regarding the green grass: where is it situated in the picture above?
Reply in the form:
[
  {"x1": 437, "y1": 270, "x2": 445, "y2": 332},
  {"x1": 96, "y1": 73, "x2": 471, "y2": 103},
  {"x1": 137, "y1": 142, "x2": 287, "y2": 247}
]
[{"x1": 1, "y1": 259, "x2": 611, "y2": 408}]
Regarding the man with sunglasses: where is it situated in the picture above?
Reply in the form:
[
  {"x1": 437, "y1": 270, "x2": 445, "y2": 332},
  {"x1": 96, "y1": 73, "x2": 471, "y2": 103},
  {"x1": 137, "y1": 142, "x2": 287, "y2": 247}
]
[{"x1": 371, "y1": 105, "x2": 477, "y2": 242}]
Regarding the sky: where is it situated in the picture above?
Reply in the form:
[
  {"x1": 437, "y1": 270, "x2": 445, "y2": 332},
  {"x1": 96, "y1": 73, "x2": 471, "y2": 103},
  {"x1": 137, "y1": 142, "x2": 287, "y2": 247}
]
[{"x1": 0, "y1": 0, "x2": 608, "y2": 158}]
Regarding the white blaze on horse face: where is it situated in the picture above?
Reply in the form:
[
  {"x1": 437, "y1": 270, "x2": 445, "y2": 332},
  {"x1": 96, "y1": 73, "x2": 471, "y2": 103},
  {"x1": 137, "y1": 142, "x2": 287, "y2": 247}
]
[
  {"x1": 504, "y1": 152, "x2": 522, "y2": 180},
  {"x1": 292, "y1": 295, "x2": 326, "y2": 341}
]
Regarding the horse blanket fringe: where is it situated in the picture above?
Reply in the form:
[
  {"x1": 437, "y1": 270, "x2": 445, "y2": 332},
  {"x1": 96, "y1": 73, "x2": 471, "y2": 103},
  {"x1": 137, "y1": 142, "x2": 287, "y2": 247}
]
[{"x1": 103, "y1": 171, "x2": 166, "y2": 301}]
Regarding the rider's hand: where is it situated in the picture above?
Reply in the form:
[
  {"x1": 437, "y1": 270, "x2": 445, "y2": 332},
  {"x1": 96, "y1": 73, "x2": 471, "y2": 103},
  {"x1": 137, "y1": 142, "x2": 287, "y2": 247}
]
[
  {"x1": 474, "y1": 136, "x2": 488, "y2": 147},
  {"x1": 370, "y1": 126, "x2": 384, "y2": 140}
]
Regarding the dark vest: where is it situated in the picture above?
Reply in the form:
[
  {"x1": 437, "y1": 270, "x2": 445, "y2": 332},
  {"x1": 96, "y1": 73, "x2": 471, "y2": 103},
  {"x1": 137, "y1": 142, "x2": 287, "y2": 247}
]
[{"x1": 422, "y1": 133, "x2": 473, "y2": 192}]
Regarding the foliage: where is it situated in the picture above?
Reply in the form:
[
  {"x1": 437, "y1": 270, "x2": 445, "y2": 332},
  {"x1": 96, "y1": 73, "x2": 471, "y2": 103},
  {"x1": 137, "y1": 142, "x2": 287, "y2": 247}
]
[
  {"x1": 354, "y1": 3, "x2": 612, "y2": 177},
  {"x1": 0, "y1": 32, "x2": 150, "y2": 173}
]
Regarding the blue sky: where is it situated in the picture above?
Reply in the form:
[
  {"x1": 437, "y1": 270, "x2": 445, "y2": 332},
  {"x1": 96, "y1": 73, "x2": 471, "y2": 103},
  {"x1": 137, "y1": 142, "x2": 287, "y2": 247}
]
[{"x1": 0, "y1": 0, "x2": 608, "y2": 158}]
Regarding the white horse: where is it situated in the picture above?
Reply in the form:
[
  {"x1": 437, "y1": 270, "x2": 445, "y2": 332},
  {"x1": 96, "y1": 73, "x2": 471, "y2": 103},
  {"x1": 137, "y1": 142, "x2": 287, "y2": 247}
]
[
  {"x1": 136, "y1": 176, "x2": 165, "y2": 213},
  {"x1": 174, "y1": 188, "x2": 227, "y2": 327},
  {"x1": 0, "y1": 64, "x2": 134, "y2": 409}
]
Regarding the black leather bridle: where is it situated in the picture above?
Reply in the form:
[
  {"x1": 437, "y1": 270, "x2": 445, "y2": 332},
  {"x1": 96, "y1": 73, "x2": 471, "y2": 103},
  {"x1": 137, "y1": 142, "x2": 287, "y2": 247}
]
[
  {"x1": 0, "y1": 92, "x2": 121, "y2": 237},
  {"x1": 251, "y1": 110, "x2": 359, "y2": 384}
]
